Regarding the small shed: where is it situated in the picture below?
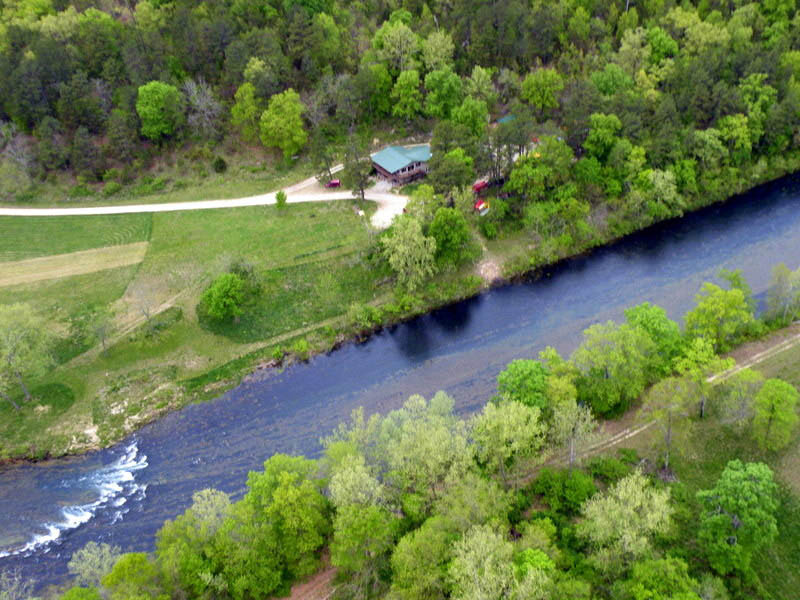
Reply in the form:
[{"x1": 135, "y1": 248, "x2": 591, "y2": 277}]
[{"x1": 371, "y1": 144, "x2": 432, "y2": 185}]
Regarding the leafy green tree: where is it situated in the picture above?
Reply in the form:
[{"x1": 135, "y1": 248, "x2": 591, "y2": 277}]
[
  {"x1": 583, "y1": 113, "x2": 622, "y2": 162},
  {"x1": 613, "y1": 557, "x2": 700, "y2": 600},
  {"x1": 330, "y1": 504, "x2": 397, "y2": 597},
  {"x1": 0, "y1": 303, "x2": 53, "y2": 408},
  {"x1": 380, "y1": 215, "x2": 437, "y2": 290},
  {"x1": 571, "y1": 321, "x2": 656, "y2": 415},
  {"x1": 718, "y1": 368, "x2": 764, "y2": 428},
  {"x1": 156, "y1": 489, "x2": 231, "y2": 598},
  {"x1": 548, "y1": 375, "x2": 597, "y2": 468},
  {"x1": 578, "y1": 470, "x2": 672, "y2": 575},
  {"x1": 424, "y1": 68, "x2": 463, "y2": 119},
  {"x1": 102, "y1": 553, "x2": 167, "y2": 600},
  {"x1": 697, "y1": 460, "x2": 778, "y2": 575},
  {"x1": 496, "y1": 359, "x2": 549, "y2": 411},
  {"x1": 471, "y1": 400, "x2": 547, "y2": 488},
  {"x1": 428, "y1": 207, "x2": 472, "y2": 265},
  {"x1": 201, "y1": 273, "x2": 246, "y2": 322},
  {"x1": 464, "y1": 65, "x2": 497, "y2": 108},
  {"x1": 231, "y1": 82, "x2": 262, "y2": 144},
  {"x1": 428, "y1": 147, "x2": 475, "y2": 193},
  {"x1": 391, "y1": 69, "x2": 423, "y2": 121},
  {"x1": 521, "y1": 69, "x2": 564, "y2": 114},
  {"x1": 135, "y1": 81, "x2": 185, "y2": 142},
  {"x1": 673, "y1": 337, "x2": 734, "y2": 419},
  {"x1": 67, "y1": 541, "x2": 121, "y2": 588},
  {"x1": 421, "y1": 31, "x2": 454, "y2": 72},
  {"x1": 684, "y1": 282, "x2": 755, "y2": 352},
  {"x1": 374, "y1": 21, "x2": 420, "y2": 73},
  {"x1": 752, "y1": 378, "x2": 799, "y2": 451},
  {"x1": 591, "y1": 63, "x2": 634, "y2": 96},
  {"x1": 259, "y1": 88, "x2": 307, "y2": 160},
  {"x1": 624, "y1": 302, "x2": 683, "y2": 376},
  {"x1": 449, "y1": 524, "x2": 547, "y2": 600},
  {"x1": 380, "y1": 393, "x2": 471, "y2": 513},
  {"x1": 766, "y1": 262, "x2": 800, "y2": 323},
  {"x1": 451, "y1": 97, "x2": 488, "y2": 138},
  {"x1": 390, "y1": 515, "x2": 456, "y2": 600},
  {"x1": 638, "y1": 377, "x2": 695, "y2": 472}
]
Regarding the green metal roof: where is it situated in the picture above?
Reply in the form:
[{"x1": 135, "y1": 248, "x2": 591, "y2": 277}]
[{"x1": 371, "y1": 144, "x2": 431, "y2": 173}]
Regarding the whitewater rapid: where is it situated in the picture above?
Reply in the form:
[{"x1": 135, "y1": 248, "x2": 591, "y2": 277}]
[{"x1": 0, "y1": 441, "x2": 147, "y2": 558}]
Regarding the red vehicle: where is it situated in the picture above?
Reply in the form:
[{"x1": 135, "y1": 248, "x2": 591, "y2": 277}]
[
  {"x1": 325, "y1": 179, "x2": 341, "y2": 188},
  {"x1": 472, "y1": 180, "x2": 489, "y2": 194},
  {"x1": 474, "y1": 199, "x2": 490, "y2": 216}
]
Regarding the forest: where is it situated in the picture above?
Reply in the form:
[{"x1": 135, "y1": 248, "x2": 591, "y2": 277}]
[
  {"x1": 35, "y1": 263, "x2": 800, "y2": 600},
  {"x1": 2, "y1": 0, "x2": 800, "y2": 252}
]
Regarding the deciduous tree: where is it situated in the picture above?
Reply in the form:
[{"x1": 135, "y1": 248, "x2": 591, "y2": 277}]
[
  {"x1": 638, "y1": 377, "x2": 695, "y2": 472},
  {"x1": 0, "y1": 303, "x2": 53, "y2": 409},
  {"x1": 751, "y1": 378, "x2": 799, "y2": 451},
  {"x1": 259, "y1": 88, "x2": 307, "y2": 160},
  {"x1": 496, "y1": 359, "x2": 549, "y2": 411},
  {"x1": 380, "y1": 215, "x2": 437, "y2": 290},
  {"x1": 697, "y1": 460, "x2": 778, "y2": 575},
  {"x1": 135, "y1": 81, "x2": 184, "y2": 142},
  {"x1": 571, "y1": 321, "x2": 656, "y2": 415},
  {"x1": 685, "y1": 282, "x2": 755, "y2": 352},
  {"x1": 391, "y1": 70, "x2": 423, "y2": 121},
  {"x1": 578, "y1": 470, "x2": 672, "y2": 575},
  {"x1": 428, "y1": 207, "x2": 473, "y2": 266},
  {"x1": 471, "y1": 400, "x2": 547, "y2": 487}
]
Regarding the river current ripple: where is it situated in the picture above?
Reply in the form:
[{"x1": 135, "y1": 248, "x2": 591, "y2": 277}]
[{"x1": 2, "y1": 174, "x2": 800, "y2": 588}]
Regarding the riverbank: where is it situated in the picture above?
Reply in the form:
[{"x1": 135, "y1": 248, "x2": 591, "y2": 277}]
[{"x1": 2, "y1": 152, "x2": 800, "y2": 463}]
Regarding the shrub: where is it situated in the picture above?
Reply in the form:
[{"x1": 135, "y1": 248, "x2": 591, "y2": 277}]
[
  {"x1": 271, "y1": 347, "x2": 285, "y2": 362},
  {"x1": 103, "y1": 182, "x2": 122, "y2": 197},
  {"x1": 348, "y1": 303, "x2": 382, "y2": 331},
  {"x1": 200, "y1": 273, "x2": 245, "y2": 322},
  {"x1": 587, "y1": 456, "x2": 631, "y2": 484},
  {"x1": 291, "y1": 338, "x2": 310, "y2": 360},
  {"x1": 68, "y1": 183, "x2": 93, "y2": 198},
  {"x1": 212, "y1": 156, "x2": 227, "y2": 173},
  {"x1": 276, "y1": 189, "x2": 287, "y2": 209},
  {"x1": 480, "y1": 219, "x2": 498, "y2": 239},
  {"x1": 533, "y1": 468, "x2": 596, "y2": 514}
]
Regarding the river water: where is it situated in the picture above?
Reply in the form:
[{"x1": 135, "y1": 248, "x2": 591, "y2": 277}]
[{"x1": 3, "y1": 174, "x2": 800, "y2": 588}]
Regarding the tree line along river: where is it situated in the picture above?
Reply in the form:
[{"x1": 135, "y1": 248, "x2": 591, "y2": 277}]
[{"x1": 2, "y1": 173, "x2": 800, "y2": 589}]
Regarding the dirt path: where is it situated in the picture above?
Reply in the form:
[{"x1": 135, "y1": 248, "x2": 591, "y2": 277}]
[
  {"x1": 0, "y1": 165, "x2": 408, "y2": 229},
  {"x1": 0, "y1": 242, "x2": 148, "y2": 287}
]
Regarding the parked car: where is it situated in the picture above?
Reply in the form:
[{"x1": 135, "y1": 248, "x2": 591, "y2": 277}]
[{"x1": 325, "y1": 179, "x2": 341, "y2": 188}]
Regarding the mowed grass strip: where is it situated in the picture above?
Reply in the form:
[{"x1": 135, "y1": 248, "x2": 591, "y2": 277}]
[
  {"x1": 0, "y1": 213, "x2": 152, "y2": 261},
  {"x1": 0, "y1": 242, "x2": 149, "y2": 287}
]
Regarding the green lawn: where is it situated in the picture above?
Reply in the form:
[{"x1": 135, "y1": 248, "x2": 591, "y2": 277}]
[
  {"x1": 0, "y1": 200, "x2": 387, "y2": 459},
  {"x1": 0, "y1": 214, "x2": 152, "y2": 261}
]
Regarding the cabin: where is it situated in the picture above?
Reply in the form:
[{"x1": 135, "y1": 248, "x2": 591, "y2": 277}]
[{"x1": 371, "y1": 144, "x2": 432, "y2": 185}]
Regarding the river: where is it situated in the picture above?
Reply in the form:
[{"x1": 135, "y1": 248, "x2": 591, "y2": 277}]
[{"x1": 2, "y1": 174, "x2": 800, "y2": 588}]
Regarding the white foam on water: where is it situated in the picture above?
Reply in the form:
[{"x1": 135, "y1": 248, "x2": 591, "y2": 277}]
[{"x1": 0, "y1": 440, "x2": 148, "y2": 558}]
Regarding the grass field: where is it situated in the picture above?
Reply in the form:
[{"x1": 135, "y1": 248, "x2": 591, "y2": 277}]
[
  {"x1": 0, "y1": 200, "x2": 389, "y2": 459},
  {"x1": 0, "y1": 214, "x2": 152, "y2": 261}
]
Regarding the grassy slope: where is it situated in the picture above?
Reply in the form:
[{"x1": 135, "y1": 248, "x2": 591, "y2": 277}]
[{"x1": 0, "y1": 201, "x2": 387, "y2": 458}]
